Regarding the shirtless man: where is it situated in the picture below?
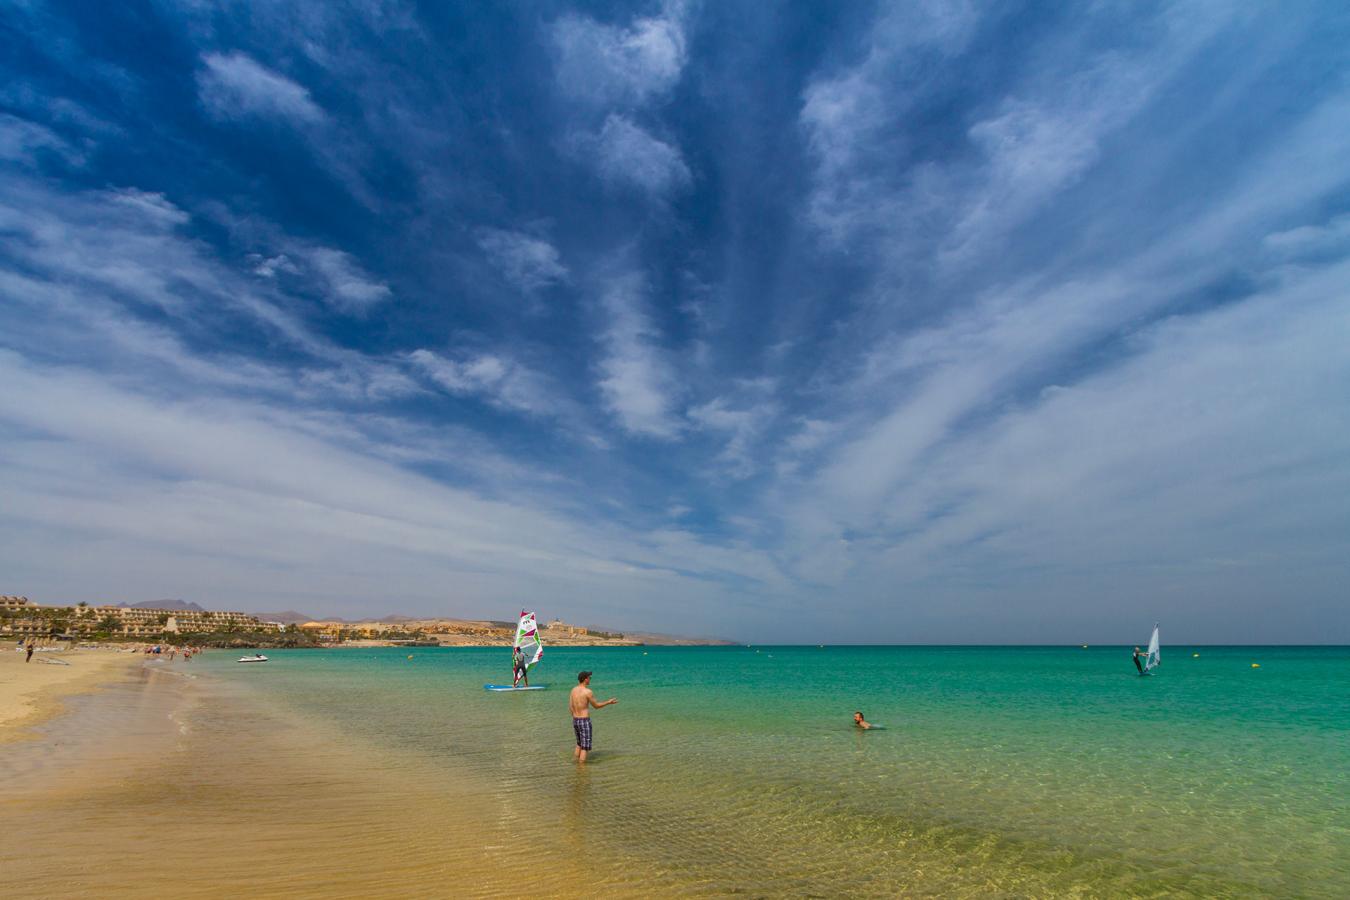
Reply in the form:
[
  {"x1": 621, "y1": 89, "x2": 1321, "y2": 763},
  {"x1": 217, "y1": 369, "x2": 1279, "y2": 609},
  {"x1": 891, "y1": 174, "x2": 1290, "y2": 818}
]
[
  {"x1": 568, "y1": 670, "x2": 617, "y2": 764},
  {"x1": 853, "y1": 711, "x2": 873, "y2": 730}
]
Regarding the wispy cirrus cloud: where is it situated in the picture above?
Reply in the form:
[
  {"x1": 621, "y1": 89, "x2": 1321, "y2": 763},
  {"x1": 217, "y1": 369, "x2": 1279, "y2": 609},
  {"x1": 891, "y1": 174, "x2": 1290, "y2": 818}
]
[
  {"x1": 550, "y1": 4, "x2": 688, "y2": 107},
  {"x1": 304, "y1": 247, "x2": 392, "y2": 315},
  {"x1": 576, "y1": 114, "x2": 691, "y2": 198},
  {"x1": 476, "y1": 228, "x2": 568, "y2": 294},
  {"x1": 409, "y1": 348, "x2": 559, "y2": 417},
  {"x1": 594, "y1": 270, "x2": 683, "y2": 439},
  {"x1": 197, "y1": 52, "x2": 326, "y2": 126},
  {"x1": 0, "y1": 113, "x2": 86, "y2": 166}
]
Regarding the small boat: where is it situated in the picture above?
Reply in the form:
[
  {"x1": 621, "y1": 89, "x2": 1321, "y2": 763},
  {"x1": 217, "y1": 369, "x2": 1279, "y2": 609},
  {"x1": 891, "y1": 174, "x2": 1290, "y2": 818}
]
[{"x1": 237, "y1": 654, "x2": 269, "y2": 663}]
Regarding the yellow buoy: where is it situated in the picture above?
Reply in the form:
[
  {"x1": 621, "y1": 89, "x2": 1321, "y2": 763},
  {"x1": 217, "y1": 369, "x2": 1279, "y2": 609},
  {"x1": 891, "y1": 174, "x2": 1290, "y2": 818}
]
[
  {"x1": 407, "y1": 654, "x2": 414, "y2": 660},
  {"x1": 1193, "y1": 653, "x2": 1199, "y2": 658},
  {"x1": 1251, "y1": 663, "x2": 1260, "y2": 668}
]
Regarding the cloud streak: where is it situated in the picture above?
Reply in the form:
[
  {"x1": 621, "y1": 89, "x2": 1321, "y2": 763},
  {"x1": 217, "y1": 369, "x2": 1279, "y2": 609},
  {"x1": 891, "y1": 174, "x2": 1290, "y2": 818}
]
[{"x1": 197, "y1": 52, "x2": 326, "y2": 126}]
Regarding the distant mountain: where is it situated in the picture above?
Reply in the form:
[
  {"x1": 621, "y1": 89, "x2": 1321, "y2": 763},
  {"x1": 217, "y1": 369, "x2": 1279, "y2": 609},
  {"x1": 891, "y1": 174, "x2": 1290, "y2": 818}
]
[
  {"x1": 119, "y1": 599, "x2": 206, "y2": 612},
  {"x1": 250, "y1": 610, "x2": 315, "y2": 624}
]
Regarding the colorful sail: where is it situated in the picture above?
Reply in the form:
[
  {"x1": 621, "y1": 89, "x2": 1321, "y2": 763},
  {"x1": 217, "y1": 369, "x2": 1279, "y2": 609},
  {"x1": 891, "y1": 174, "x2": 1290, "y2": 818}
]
[
  {"x1": 514, "y1": 610, "x2": 543, "y2": 670},
  {"x1": 1145, "y1": 624, "x2": 1160, "y2": 672}
]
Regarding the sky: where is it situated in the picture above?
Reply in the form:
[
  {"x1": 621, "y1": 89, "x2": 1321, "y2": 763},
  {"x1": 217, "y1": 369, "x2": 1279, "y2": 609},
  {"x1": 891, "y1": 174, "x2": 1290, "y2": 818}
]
[{"x1": 1, "y1": 1, "x2": 1348, "y2": 643}]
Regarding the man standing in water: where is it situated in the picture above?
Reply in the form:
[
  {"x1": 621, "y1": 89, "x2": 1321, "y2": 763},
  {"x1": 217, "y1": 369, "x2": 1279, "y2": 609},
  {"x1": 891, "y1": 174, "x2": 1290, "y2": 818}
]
[
  {"x1": 512, "y1": 644, "x2": 528, "y2": 687},
  {"x1": 1132, "y1": 646, "x2": 1145, "y2": 675},
  {"x1": 569, "y1": 670, "x2": 617, "y2": 764}
]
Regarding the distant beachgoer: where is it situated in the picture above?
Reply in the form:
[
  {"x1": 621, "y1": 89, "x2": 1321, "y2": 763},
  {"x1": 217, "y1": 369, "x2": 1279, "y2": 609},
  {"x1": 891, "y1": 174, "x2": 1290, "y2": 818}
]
[
  {"x1": 853, "y1": 711, "x2": 873, "y2": 730},
  {"x1": 26, "y1": 643, "x2": 35, "y2": 662},
  {"x1": 569, "y1": 671, "x2": 617, "y2": 764},
  {"x1": 1132, "y1": 647, "x2": 1144, "y2": 675},
  {"x1": 512, "y1": 645, "x2": 528, "y2": 687}
]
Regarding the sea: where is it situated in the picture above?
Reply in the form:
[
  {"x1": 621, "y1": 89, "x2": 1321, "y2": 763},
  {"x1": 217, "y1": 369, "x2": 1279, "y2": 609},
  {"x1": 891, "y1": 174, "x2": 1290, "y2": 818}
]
[{"x1": 7, "y1": 645, "x2": 1349, "y2": 897}]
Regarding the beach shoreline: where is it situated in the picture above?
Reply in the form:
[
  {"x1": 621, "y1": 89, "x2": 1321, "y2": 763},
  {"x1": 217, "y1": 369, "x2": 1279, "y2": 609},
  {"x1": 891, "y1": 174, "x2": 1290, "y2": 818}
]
[
  {"x1": 0, "y1": 648, "x2": 607, "y2": 899},
  {"x1": 0, "y1": 646, "x2": 144, "y2": 742}
]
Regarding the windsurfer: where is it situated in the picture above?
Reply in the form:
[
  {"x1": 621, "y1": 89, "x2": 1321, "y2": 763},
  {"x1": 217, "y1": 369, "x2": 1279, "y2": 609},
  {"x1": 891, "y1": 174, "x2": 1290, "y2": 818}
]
[
  {"x1": 1132, "y1": 646, "x2": 1144, "y2": 674},
  {"x1": 569, "y1": 670, "x2": 617, "y2": 764},
  {"x1": 513, "y1": 644, "x2": 528, "y2": 687}
]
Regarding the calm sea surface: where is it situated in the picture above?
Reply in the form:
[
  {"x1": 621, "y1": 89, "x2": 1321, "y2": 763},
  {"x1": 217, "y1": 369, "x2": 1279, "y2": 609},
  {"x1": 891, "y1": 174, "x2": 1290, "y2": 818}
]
[{"x1": 179, "y1": 644, "x2": 1349, "y2": 897}]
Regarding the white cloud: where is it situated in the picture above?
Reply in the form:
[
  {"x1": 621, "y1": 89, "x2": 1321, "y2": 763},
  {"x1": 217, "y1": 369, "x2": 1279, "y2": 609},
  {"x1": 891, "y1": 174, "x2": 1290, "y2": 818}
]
[
  {"x1": 408, "y1": 348, "x2": 556, "y2": 417},
  {"x1": 197, "y1": 52, "x2": 326, "y2": 125},
  {"x1": 551, "y1": 6, "x2": 687, "y2": 106},
  {"x1": 1263, "y1": 214, "x2": 1350, "y2": 260},
  {"x1": 476, "y1": 228, "x2": 568, "y2": 293},
  {"x1": 595, "y1": 271, "x2": 682, "y2": 438},
  {"x1": 305, "y1": 247, "x2": 392, "y2": 315},
  {"x1": 107, "y1": 187, "x2": 191, "y2": 227},
  {"x1": 579, "y1": 114, "x2": 691, "y2": 197},
  {"x1": 248, "y1": 253, "x2": 300, "y2": 278},
  {"x1": 0, "y1": 113, "x2": 84, "y2": 166},
  {"x1": 799, "y1": 2, "x2": 1226, "y2": 260},
  {"x1": 0, "y1": 350, "x2": 781, "y2": 630},
  {"x1": 0, "y1": 174, "x2": 408, "y2": 402},
  {"x1": 799, "y1": 1, "x2": 979, "y2": 243},
  {"x1": 688, "y1": 399, "x2": 766, "y2": 479}
]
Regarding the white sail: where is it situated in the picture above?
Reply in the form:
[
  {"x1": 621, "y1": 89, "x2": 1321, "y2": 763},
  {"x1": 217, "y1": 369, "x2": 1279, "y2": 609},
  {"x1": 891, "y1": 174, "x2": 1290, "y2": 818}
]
[
  {"x1": 514, "y1": 611, "x2": 543, "y2": 668},
  {"x1": 1145, "y1": 624, "x2": 1160, "y2": 671}
]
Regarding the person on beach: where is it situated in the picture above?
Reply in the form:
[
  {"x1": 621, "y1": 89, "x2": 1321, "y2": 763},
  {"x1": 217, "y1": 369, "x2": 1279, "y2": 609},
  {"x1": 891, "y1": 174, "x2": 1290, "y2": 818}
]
[
  {"x1": 853, "y1": 711, "x2": 873, "y2": 730},
  {"x1": 569, "y1": 670, "x2": 617, "y2": 764},
  {"x1": 26, "y1": 642, "x2": 34, "y2": 662},
  {"x1": 512, "y1": 644, "x2": 528, "y2": 687},
  {"x1": 1132, "y1": 646, "x2": 1145, "y2": 675}
]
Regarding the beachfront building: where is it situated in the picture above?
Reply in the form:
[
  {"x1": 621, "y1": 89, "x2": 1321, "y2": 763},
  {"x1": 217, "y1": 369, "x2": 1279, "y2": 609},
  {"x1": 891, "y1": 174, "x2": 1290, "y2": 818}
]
[
  {"x1": 2, "y1": 597, "x2": 279, "y2": 639},
  {"x1": 545, "y1": 618, "x2": 589, "y2": 637},
  {"x1": 0, "y1": 617, "x2": 47, "y2": 637},
  {"x1": 299, "y1": 621, "x2": 344, "y2": 641}
]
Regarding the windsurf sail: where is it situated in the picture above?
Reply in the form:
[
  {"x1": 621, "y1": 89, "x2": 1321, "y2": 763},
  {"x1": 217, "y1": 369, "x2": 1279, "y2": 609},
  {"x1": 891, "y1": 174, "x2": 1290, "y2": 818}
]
[
  {"x1": 1145, "y1": 623, "x2": 1160, "y2": 672},
  {"x1": 513, "y1": 610, "x2": 543, "y2": 675}
]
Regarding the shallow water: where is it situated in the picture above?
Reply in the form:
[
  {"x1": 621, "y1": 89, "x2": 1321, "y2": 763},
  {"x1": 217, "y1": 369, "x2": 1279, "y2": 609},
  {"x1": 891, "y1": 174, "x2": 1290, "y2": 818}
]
[{"x1": 5, "y1": 646, "x2": 1348, "y2": 897}]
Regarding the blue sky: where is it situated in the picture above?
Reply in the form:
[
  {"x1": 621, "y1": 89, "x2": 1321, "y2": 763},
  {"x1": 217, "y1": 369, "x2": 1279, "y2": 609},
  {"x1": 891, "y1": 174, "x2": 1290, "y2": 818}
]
[{"x1": 2, "y1": 1, "x2": 1348, "y2": 642}]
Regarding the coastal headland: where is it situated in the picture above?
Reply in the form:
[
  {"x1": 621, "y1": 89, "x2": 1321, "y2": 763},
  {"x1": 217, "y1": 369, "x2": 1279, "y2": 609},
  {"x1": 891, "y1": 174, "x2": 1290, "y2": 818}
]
[{"x1": 0, "y1": 595, "x2": 730, "y2": 649}]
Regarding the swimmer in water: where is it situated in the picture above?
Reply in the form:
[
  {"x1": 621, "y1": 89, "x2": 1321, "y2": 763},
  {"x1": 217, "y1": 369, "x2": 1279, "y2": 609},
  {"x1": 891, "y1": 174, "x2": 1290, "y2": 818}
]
[{"x1": 853, "y1": 711, "x2": 873, "y2": 730}]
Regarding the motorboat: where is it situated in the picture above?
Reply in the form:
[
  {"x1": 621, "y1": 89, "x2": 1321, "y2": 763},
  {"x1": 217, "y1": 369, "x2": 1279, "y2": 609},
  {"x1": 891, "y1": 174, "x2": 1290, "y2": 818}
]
[{"x1": 237, "y1": 654, "x2": 269, "y2": 663}]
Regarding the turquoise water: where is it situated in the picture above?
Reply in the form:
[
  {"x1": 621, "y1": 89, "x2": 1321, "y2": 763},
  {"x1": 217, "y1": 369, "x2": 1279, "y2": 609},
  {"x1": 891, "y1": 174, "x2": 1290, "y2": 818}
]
[{"x1": 199, "y1": 645, "x2": 1350, "y2": 896}]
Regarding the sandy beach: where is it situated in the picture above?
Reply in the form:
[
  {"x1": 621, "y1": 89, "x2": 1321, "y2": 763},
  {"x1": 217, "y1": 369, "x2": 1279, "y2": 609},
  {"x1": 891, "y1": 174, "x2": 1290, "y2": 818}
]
[{"x1": 0, "y1": 646, "x2": 142, "y2": 740}]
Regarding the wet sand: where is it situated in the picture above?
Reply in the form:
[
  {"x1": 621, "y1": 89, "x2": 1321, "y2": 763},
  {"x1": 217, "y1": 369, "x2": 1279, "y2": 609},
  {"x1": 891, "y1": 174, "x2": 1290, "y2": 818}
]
[
  {"x1": 0, "y1": 654, "x2": 606, "y2": 899},
  {"x1": 0, "y1": 647, "x2": 142, "y2": 739}
]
